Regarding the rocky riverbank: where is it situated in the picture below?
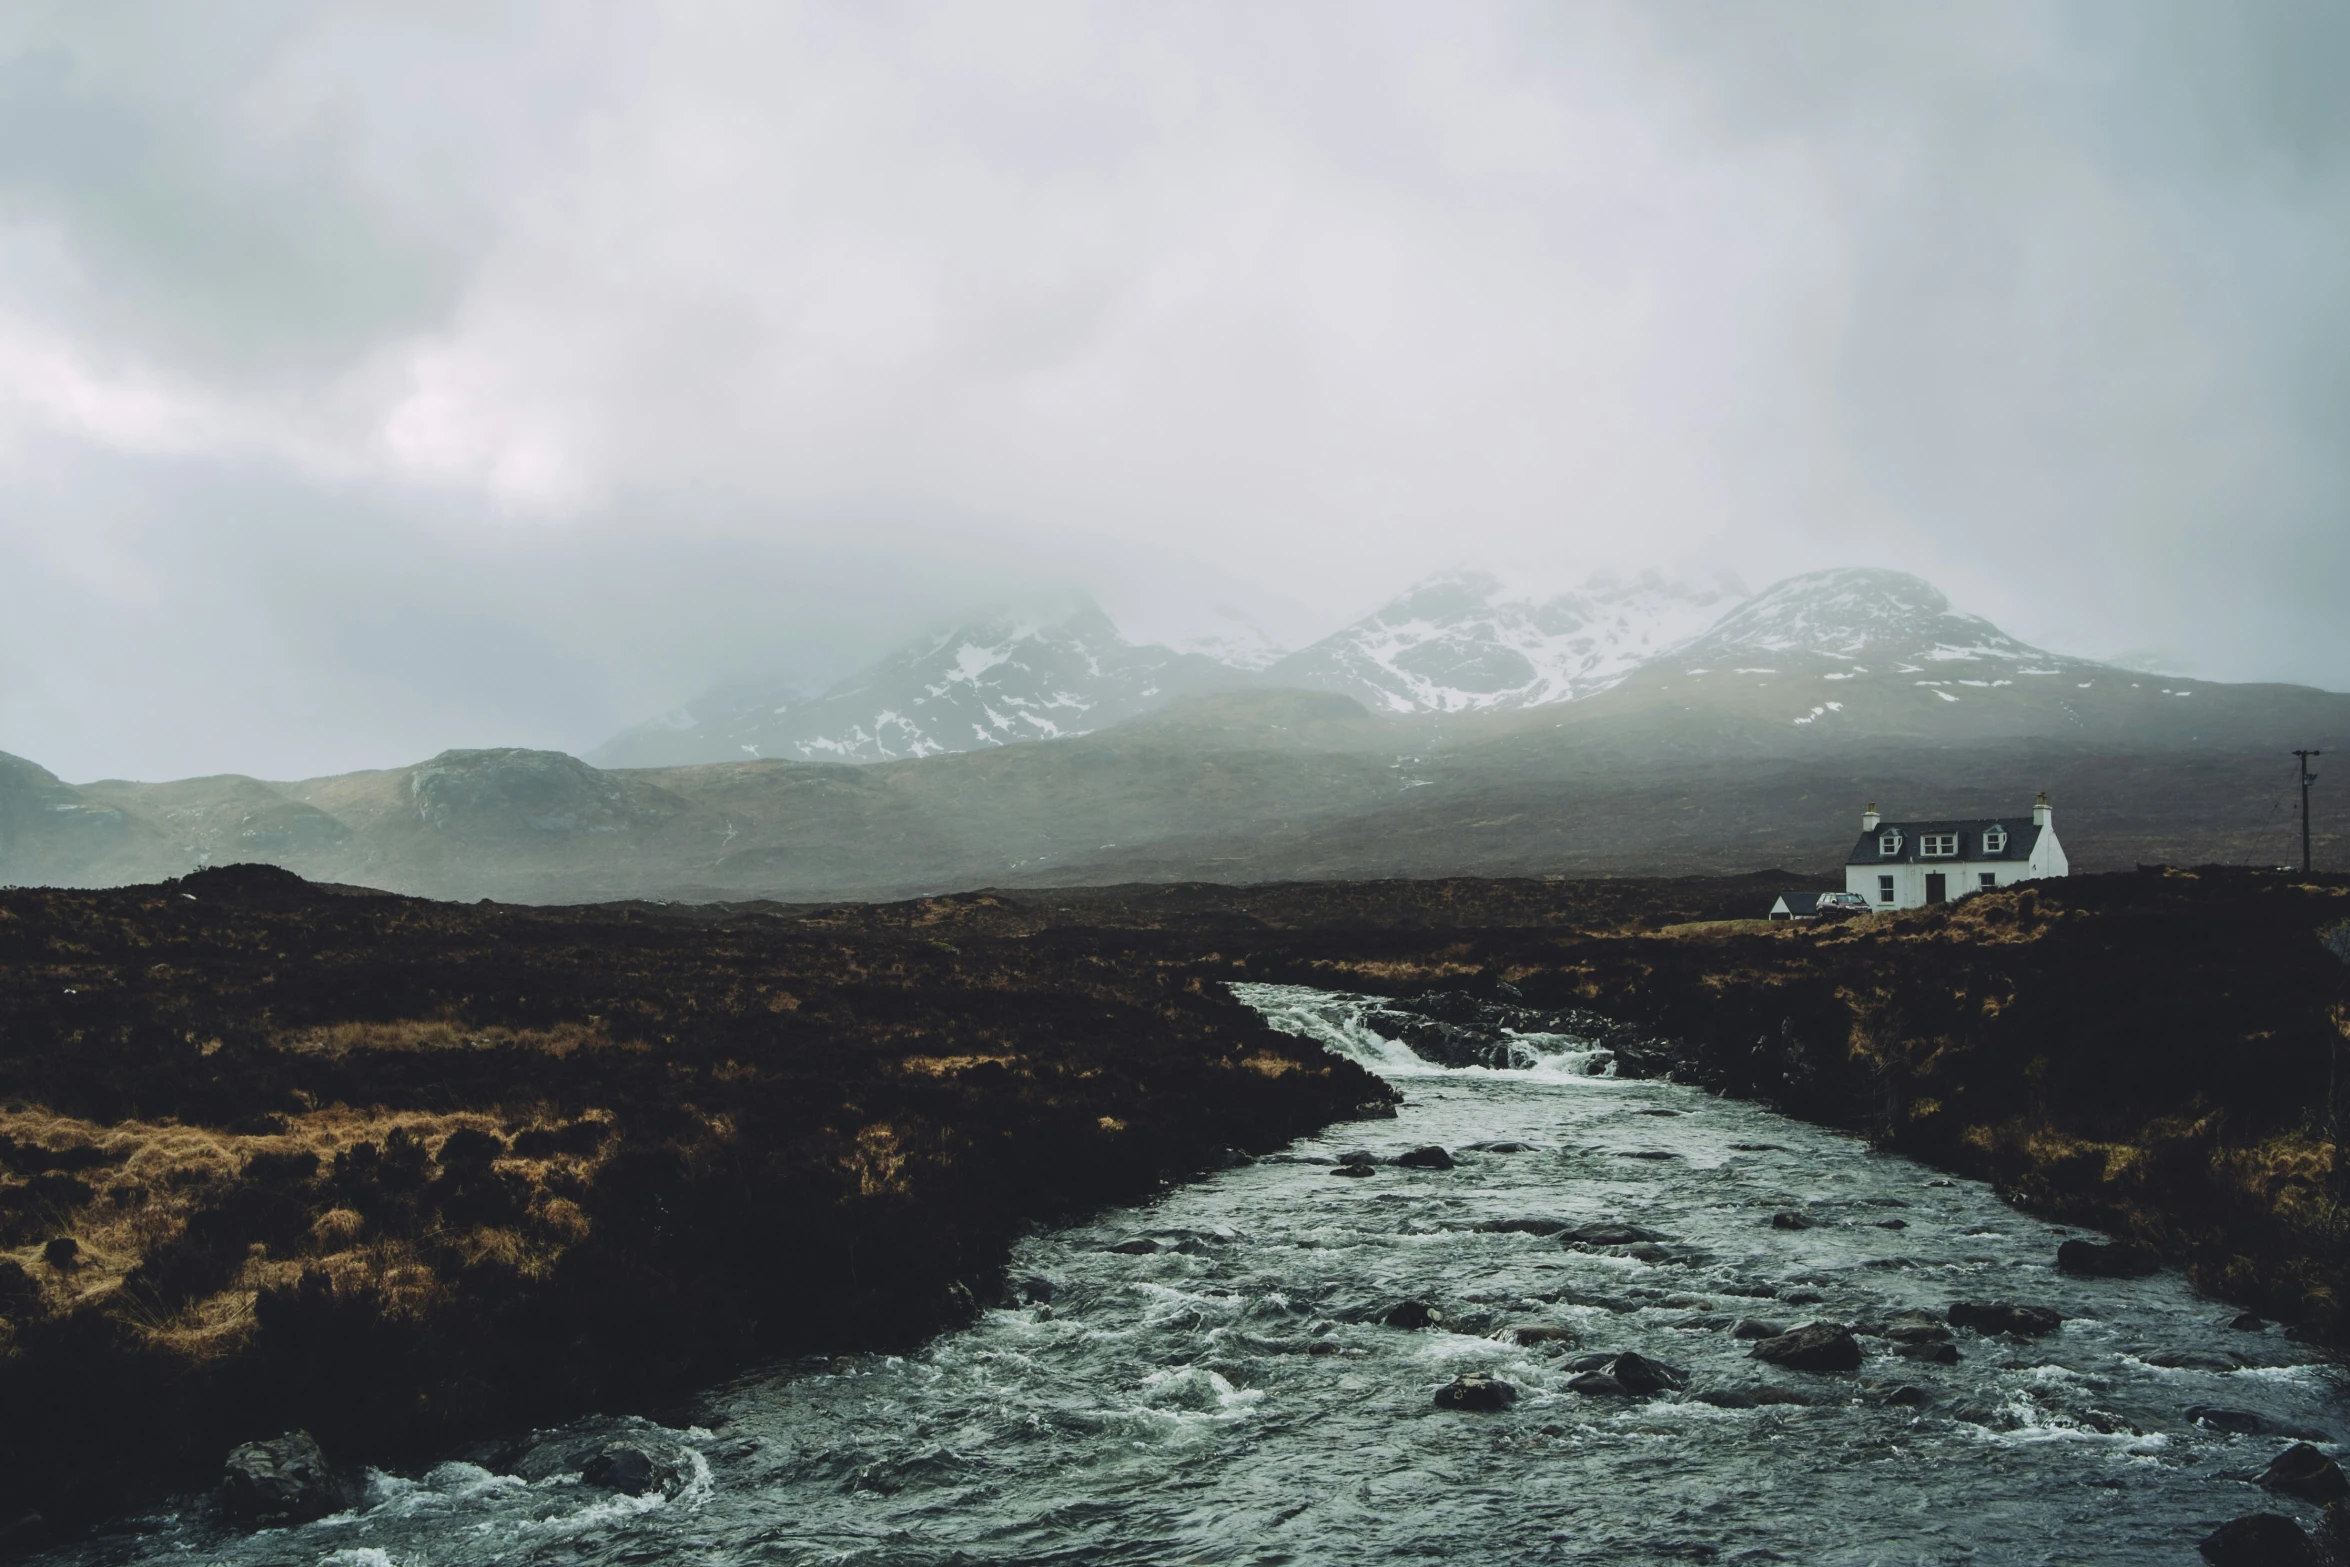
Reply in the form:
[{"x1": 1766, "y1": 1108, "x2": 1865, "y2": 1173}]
[{"x1": 0, "y1": 866, "x2": 1391, "y2": 1537}]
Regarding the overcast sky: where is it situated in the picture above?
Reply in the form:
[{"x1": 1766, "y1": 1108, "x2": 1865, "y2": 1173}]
[{"x1": 3, "y1": 1, "x2": 2345, "y2": 781}]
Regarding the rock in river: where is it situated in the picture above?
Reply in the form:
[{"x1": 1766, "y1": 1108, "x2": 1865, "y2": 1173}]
[
  {"x1": 1391, "y1": 1146, "x2": 1456, "y2": 1170},
  {"x1": 1563, "y1": 1351, "x2": 1684, "y2": 1396},
  {"x1": 1750, "y1": 1322, "x2": 1863, "y2": 1372},
  {"x1": 2260, "y1": 1442, "x2": 2350, "y2": 1504},
  {"x1": 1946, "y1": 1302, "x2": 2061, "y2": 1337},
  {"x1": 1382, "y1": 1299, "x2": 1443, "y2": 1330},
  {"x1": 2198, "y1": 1512, "x2": 2323, "y2": 1566},
  {"x1": 1558, "y1": 1222, "x2": 1665, "y2": 1247},
  {"x1": 1433, "y1": 1373, "x2": 1517, "y2": 1411},
  {"x1": 219, "y1": 1430, "x2": 346, "y2": 1524},
  {"x1": 580, "y1": 1442, "x2": 683, "y2": 1497},
  {"x1": 2055, "y1": 1239, "x2": 2160, "y2": 1278},
  {"x1": 1601, "y1": 1351, "x2": 1685, "y2": 1395},
  {"x1": 1730, "y1": 1318, "x2": 1787, "y2": 1340}
]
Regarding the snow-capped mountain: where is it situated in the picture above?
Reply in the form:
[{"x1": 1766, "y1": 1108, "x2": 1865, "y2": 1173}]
[
  {"x1": 1584, "y1": 566, "x2": 2176, "y2": 738},
  {"x1": 1262, "y1": 571, "x2": 1746, "y2": 716},
  {"x1": 590, "y1": 600, "x2": 1245, "y2": 768},
  {"x1": 1670, "y1": 567, "x2": 2057, "y2": 668}
]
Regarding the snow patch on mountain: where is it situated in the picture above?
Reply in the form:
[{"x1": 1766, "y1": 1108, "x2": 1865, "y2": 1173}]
[
  {"x1": 590, "y1": 602, "x2": 1243, "y2": 767},
  {"x1": 1672, "y1": 568, "x2": 2053, "y2": 666},
  {"x1": 1264, "y1": 571, "x2": 1745, "y2": 715}
]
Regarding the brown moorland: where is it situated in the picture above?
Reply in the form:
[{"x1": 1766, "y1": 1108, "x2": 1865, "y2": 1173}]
[{"x1": 0, "y1": 865, "x2": 1393, "y2": 1534}]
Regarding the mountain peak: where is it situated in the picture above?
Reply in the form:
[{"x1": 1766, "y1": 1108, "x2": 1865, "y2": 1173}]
[
  {"x1": 1674, "y1": 568, "x2": 2045, "y2": 665},
  {"x1": 1265, "y1": 571, "x2": 1744, "y2": 715},
  {"x1": 590, "y1": 598, "x2": 1244, "y2": 768}
]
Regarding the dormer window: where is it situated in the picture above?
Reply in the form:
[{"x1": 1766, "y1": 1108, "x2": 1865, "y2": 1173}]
[
  {"x1": 1878, "y1": 830, "x2": 1902, "y2": 856},
  {"x1": 1982, "y1": 826, "x2": 2008, "y2": 855},
  {"x1": 1920, "y1": 832, "x2": 1958, "y2": 858}
]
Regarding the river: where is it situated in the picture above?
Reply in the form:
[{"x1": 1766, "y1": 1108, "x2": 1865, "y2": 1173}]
[{"x1": 45, "y1": 984, "x2": 2345, "y2": 1565}]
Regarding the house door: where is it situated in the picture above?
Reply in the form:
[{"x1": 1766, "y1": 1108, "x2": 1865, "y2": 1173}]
[{"x1": 1924, "y1": 873, "x2": 1947, "y2": 905}]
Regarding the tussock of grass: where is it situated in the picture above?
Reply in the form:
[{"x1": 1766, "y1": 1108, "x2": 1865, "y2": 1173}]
[{"x1": 0, "y1": 1100, "x2": 617, "y2": 1349}]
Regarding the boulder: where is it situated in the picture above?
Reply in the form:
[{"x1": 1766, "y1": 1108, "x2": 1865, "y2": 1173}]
[
  {"x1": 1750, "y1": 1322, "x2": 1863, "y2": 1372},
  {"x1": 1469, "y1": 1141, "x2": 1533, "y2": 1153},
  {"x1": 1507, "y1": 1324, "x2": 1579, "y2": 1346},
  {"x1": 2198, "y1": 1512, "x2": 2322, "y2": 1566},
  {"x1": 1881, "y1": 1315, "x2": 1953, "y2": 1345},
  {"x1": 1329, "y1": 1165, "x2": 1377, "y2": 1179},
  {"x1": 1768, "y1": 1211, "x2": 1813, "y2": 1231},
  {"x1": 2261, "y1": 1442, "x2": 2350, "y2": 1504},
  {"x1": 1473, "y1": 1218, "x2": 1568, "y2": 1236},
  {"x1": 579, "y1": 1442, "x2": 682, "y2": 1497},
  {"x1": 1433, "y1": 1373, "x2": 1517, "y2": 1411},
  {"x1": 2055, "y1": 1239, "x2": 2160, "y2": 1278},
  {"x1": 1391, "y1": 1146, "x2": 1455, "y2": 1170},
  {"x1": 1565, "y1": 1371, "x2": 1630, "y2": 1397},
  {"x1": 1730, "y1": 1318, "x2": 1787, "y2": 1341},
  {"x1": 1601, "y1": 1351, "x2": 1685, "y2": 1395},
  {"x1": 1559, "y1": 1223, "x2": 1665, "y2": 1247},
  {"x1": 1382, "y1": 1299, "x2": 1442, "y2": 1330},
  {"x1": 2141, "y1": 1350, "x2": 2240, "y2": 1372},
  {"x1": 1947, "y1": 1302, "x2": 2062, "y2": 1337},
  {"x1": 219, "y1": 1430, "x2": 346, "y2": 1524}
]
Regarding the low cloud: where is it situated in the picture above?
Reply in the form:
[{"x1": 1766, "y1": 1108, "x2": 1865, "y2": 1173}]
[{"x1": 3, "y1": 1, "x2": 2345, "y2": 779}]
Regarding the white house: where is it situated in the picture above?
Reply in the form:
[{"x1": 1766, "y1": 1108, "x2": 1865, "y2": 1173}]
[{"x1": 1843, "y1": 795, "x2": 2069, "y2": 910}]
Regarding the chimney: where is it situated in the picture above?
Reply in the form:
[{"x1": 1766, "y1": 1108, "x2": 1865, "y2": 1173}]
[
  {"x1": 2032, "y1": 792, "x2": 2051, "y2": 829},
  {"x1": 1861, "y1": 804, "x2": 1880, "y2": 833}
]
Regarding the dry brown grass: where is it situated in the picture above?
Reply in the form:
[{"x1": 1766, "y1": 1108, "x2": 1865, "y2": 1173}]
[
  {"x1": 896, "y1": 1053, "x2": 1020, "y2": 1075},
  {"x1": 1, "y1": 1101, "x2": 619, "y2": 1352},
  {"x1": 271, "y1": 1019, "x2": 624, "y2": 1057}
]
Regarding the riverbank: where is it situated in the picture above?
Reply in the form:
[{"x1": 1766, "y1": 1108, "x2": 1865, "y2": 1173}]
[{"x1": 0, "y1": 865, "x2": 1392, "y2": 1535}]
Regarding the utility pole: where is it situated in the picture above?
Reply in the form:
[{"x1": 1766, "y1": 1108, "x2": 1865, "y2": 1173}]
[{"x1": 2294, "y1": 749, "x2": 2322, "y2": 874}]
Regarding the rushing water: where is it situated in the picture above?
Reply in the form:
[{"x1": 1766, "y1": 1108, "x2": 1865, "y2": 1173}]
[{"x1": 53, "y1": 984, "x2": 2347, "y2": 1566}]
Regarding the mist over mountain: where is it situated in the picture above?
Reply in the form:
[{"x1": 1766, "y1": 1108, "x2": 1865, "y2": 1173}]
[
  {"x1": 591, "y1": 599, "x2": 1244, "y2": 769},
  {"x1": 1263, "y1": 571, "x2": 1746, "y2": 716},
  {"x1": 593, "y1": 570, "x2": 1748, "y2": 768},
  {"x1": 9, "y1": 566, "x2": 2343, "y2": 903}
]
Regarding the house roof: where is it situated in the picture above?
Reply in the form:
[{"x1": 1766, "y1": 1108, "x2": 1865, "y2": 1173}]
[
  {"x1": 1770, "y1": 892, "x2": 1824, "y2": 915},
  {"x1": 1846, "y1": 817, "x2": 2043, "y2": 866}
]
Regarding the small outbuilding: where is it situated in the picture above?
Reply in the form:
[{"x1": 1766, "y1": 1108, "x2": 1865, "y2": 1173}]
[
  {"x1": 1767, "y1": 893, "x2": 1824, "y2": 921},
  {"x1": 1843, "y1": 794, "x2": 2068, "y2": 910}
]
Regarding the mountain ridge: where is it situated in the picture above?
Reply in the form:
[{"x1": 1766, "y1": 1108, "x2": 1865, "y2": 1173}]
[{"x1": 11, "y1": 566, "x2": 2343, "y2": 901}]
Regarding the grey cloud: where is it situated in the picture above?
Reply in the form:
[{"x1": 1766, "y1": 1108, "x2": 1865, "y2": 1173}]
[{"x1": 0, "y1": 0, "x2": 2344, "y2": 781}]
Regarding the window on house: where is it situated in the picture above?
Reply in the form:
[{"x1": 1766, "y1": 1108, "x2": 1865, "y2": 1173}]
[
  {"x1": 1878, "y1": 875, "x2": 1895, "y2": 904},
  {"x1": 1979, "y1": 872, "x2": 1997, "y2": 890},
  {"x1": 1921, "y1": 832, "x2": 1958, "y2": 857},
  {"x1": 1982, "y1": 826, "x2": 2008, "y2": 854},
  {"x1": 1878, "y1": 830, "x2": 1902, "y2": 856}
]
